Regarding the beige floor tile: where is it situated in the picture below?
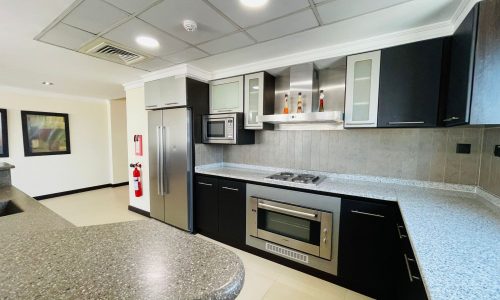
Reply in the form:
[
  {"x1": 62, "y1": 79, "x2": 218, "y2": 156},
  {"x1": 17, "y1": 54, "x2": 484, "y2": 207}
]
[
  {"x1": 237, "y1": 268, "x2": 275, "y2": 300},
  {"x1": 264, "y1": 281, "x2": 345, "y2": 300},
  {"x1": 41, "y1": 186, "x2": 147, "y2": 226}
]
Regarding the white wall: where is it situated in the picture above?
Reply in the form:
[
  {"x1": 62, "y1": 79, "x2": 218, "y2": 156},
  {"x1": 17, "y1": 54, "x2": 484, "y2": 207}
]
[
  {"x1": 107, "y1": 99, "x2": 128, "y2": 184},
  {"x1": 125, "y1": 87, "x2": 150, "y2": 212},
  {"x1": 0, "y1": 87, "x2": 111, "y2": 197}
]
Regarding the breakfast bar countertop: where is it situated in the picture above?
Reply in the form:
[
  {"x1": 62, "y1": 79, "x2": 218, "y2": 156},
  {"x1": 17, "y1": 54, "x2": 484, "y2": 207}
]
[
  {"x1": 195, "y1": 163, "x2": 500, "y2": 300},
  {"x1": 0, "y1": 185, "x2": 245, "y2": 300}
]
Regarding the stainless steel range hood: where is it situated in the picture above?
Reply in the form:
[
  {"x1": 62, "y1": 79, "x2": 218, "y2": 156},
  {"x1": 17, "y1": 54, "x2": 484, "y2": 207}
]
[{"x1": 289, "y1": 62, "x2": 319, "y2": 113}]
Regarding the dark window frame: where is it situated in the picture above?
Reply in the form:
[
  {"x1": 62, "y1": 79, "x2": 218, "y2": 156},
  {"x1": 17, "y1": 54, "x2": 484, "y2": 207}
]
[{"x1": 0, "y1": 109, "x2": 9, "y2": 157}]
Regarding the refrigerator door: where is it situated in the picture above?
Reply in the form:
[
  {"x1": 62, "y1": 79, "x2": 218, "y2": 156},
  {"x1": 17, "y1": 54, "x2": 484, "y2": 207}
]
[
  {"x1": 148, "y1": 110, "x2": 165, "y2": 221},
  {"x1": 162, "y1": 108, "x2": 193, "y2": 231}
]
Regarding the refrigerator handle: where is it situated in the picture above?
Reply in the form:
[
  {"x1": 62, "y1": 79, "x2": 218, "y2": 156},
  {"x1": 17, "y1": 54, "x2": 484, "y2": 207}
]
[
  {"x1": 156, "y1": 126, "x2": 163, "y2": 195},
  {"x1": 163, "y1": 126, "x2": 169, "y2": 194}
]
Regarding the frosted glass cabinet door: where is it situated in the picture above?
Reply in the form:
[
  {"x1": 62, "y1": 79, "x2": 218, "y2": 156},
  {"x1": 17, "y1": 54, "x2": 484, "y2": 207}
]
[
  {"x1": 344, "y1": 51, "x2": 381, "y2": 128},
  {"x1": 210, "y1": 76, "x2": 244, "y2": 114},
  {"x1": 244, "y1": 72, "x2": 264, "y2": 129}
]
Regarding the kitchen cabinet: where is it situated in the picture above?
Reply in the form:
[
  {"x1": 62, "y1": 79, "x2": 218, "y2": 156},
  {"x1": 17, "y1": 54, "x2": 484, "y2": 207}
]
[
  {"x1": 194, "y1": 176, "x2": 219, "y2": 237},
  {"x1": 209, "y1": 76, "x2": 244, "y2": 114},
  {"x1": 444, "y1": 0, "x2": 500, "y2": 126},
  {"x1": 145, "y1": 76, "x2": 187, "y2": 109},
  {"x1": 217, "y1": 179, "x2": 246, "y2": 246},
  {"x1": 344, "y1": 51, "x2": 381, "y2": 128},
  {"x1": 194, "y1": 175, "x2": 246, "y2": 247},
  {"x1": 394, "y1": 207, "x2": 428, "y2": 300},
  {"x1": 244, "y1": 72, "x2": 275, "y2": 130},
  {"x1": 338, "y1": 198, "x2": 397, "y2": 299},
  {"x1": 378, "y1": 38, "x2": 445, "y2": 128}
]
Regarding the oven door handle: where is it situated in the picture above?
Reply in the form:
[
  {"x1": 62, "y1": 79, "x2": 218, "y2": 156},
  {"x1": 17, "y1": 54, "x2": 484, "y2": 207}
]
[{"x1": 258, "y1": 203, "x2": 318, "y2": 220}]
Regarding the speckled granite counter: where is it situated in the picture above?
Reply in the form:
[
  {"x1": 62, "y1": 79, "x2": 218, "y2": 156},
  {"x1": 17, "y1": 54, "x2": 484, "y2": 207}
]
[
  {"x1": 0, "y1": 186, "x2": 244, "y2": 300},
  {"x1": 196, "y1": 163, "x2": 500, "y2": 300},
  {"x1": 0, "y1": 185, "x2": 74, "y2": 234}
]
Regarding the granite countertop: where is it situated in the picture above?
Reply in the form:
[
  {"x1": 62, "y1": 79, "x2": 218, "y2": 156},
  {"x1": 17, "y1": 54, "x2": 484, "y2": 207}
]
[
  {"x1": 0, "y1": 186, "x2": 244, "y2": 300},
  {"x1": 0, "y1": 162, "x2": 15, "y2": 171},
  {"x1": 195, "y1": 163, "x2": 500, "y2": 300}
]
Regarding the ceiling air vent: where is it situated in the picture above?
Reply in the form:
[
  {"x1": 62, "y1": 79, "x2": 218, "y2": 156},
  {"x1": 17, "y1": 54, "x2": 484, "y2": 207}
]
[{"x1": 79, "y1": 38, "x2": 148, "y2": 66}]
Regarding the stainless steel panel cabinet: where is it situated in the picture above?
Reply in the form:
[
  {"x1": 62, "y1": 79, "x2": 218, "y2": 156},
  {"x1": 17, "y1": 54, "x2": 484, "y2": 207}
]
[
  {"x1": 209, "y1": 76, "x2": 244, "y2": 114},
  {"x1": 344, "y1": 51, "x2": 381, "y2": 128},
  {"x1": 145, "y1": 76, "x2": 187, "y2": 109}
]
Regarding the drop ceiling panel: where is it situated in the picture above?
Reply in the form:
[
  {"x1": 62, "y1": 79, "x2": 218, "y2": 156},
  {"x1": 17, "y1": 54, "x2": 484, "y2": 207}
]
[
  {"x1": 62, "y1": 0, "x2": 129, "y2": 34},
  {"x1": 104, "y1": 18, "x2": 189, "y2": 57},
  {"x1": 246, "y1": 9, "x2": 318, "y2": 42},
  {"x1": 103, "y1": 0, "x2": 158, "y2": 14},
  {"x1": 139, "y1": 0, "x2": 238, "y2": 45},
  {"x1": 40, "y1": 23, "x2": 96, "y2": 50},
  {"x1": 208, "y1": 0, "x2": 311, "y2": 28},
  {"x1": 133, "y1": 58, "x2": 174, "y2": 71},
  {"x1": 163, "y1": 48, "x2": 208, "y2": 63},
  {"x1": 317, "y1": 0, "x2": 410, "y2": 24},
  {"x1": 197, "y1": 32, "x2": 255, "y2": 55}
]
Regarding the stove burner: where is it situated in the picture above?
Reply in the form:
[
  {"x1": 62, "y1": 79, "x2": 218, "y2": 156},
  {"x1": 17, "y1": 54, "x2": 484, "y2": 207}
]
[{"x1": 266, "y1": 172, "x2": 324, "y2": 185}]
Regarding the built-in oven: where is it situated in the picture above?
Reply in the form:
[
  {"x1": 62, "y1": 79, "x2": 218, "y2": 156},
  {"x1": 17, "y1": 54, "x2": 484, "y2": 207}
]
[
  {"x1": 246, "y1": 184, "x2": 341, "y2": 275},
  {"x1": 202, "y1": 113, "x2": 254, "y2": 145},
  {"x1": 248, "y1": 197, "x2": 333, "y2": 260}
]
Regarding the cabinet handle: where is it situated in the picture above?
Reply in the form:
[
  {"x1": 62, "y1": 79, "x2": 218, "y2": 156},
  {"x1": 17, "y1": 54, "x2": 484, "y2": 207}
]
[
  {"x1": 345, "y1": 122, "x2": 375, "y2": 125},
  {"x1": 198, "y1": 182, "x2": 213, "y2": 187},
  {"x1": 388, "y1": 121, "x2": 425, "y2": 125},
  {"x1": 165, "y1": 102, "x2": 179, "y2": 106},
  {"x1": 350, "y1": 210, "x2": 385, "y2": 218},
  {"x1": 146, "y1": 105, "x2": 158, "y2": 108},
  {"x1": 404, "y1": 254, "x2": 421, "y2": 282},
  {"x1": 397, "y1": 224, "x2": 408, "y2": 239},
  {"x1": 216, "y1": 109, "x2": 232, "y2": 112},
  {"x1": 221, "y1": 186, "x2": 239, "y2": 192},
  {"x1": 443, "y1": 116, "x2": 460, "y2": 122}
]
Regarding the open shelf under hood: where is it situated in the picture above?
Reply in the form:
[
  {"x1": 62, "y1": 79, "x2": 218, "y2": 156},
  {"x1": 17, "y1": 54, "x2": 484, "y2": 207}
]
[{"x1": 258, "y1": 111, "x2": 344, "y2": 124}]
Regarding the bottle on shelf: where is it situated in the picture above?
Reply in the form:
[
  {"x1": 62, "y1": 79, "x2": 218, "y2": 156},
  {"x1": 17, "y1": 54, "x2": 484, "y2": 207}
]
[
  {"x1": 283, "y1": 94, "x2": 289, "y2": 114},
  {"x1": 296, "y1": 92, "x2": 303, "y2": 113},
  {"x1": 319, "y1": 90, "x2": 325, "y2": 112}
]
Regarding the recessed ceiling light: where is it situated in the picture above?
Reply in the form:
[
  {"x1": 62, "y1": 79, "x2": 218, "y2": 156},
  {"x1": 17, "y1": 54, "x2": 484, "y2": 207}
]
[
  {"x1": 135, "y1": 36, "x2": 159, "y2": 48},
  {"x1": 240, "y1": 0, "x2": 268, "y2": 8},
  {"x1": 42, "y1": 81, "x2": 54, "y2": 85}
]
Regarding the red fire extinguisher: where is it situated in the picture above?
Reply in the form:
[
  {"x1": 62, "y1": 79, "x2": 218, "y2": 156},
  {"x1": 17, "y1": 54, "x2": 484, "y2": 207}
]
[{"x1": 130, "y1": 163, "x2": 143, "y2": 197}]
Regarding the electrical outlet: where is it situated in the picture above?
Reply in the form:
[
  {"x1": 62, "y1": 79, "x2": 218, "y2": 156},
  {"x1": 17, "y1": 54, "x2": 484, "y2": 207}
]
[
  {"x1": 456, "y1": 143, "x2": 471, "y2": 154},
  {"x1": 495, "y1": 145, "x2": 500, "y2": 157}
]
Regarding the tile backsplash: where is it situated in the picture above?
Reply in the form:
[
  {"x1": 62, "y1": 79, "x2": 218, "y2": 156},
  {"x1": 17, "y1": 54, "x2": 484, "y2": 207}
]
[
  {"x1": 195, "y1": 144, "x2": 223, "y2": 166},
  {"x1": 479, "y1": 127, "x2": 500, "y2": 196},
  {"x1": 221, "y1": 127, "x2": 484, "y2": 185}
]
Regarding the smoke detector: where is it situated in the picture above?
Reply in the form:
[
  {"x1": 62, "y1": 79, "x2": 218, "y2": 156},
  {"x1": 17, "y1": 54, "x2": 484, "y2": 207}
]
[{"x1": 183, "y1": 20, "x2": 197, "y2": 32}]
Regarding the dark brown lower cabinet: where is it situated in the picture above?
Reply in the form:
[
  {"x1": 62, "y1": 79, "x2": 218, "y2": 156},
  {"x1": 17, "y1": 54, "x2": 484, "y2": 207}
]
[{"x1": 194, "y1": 175, "x2": 246, "y2": 248}]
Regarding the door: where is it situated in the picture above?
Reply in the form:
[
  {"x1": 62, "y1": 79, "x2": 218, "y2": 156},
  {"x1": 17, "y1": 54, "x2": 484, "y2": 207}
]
[
  {"x1": 338, "y1": 198, "x2": 396, "y2": 299},
  {"x1": 218, "y1": 179, "x2": 246, "y2": 246},
  {"x1": 344, "y1": 51, "x2": 381, "y2": 128},
  {"x1": 444, "y1": 4, "x2": 478, "y2": 126},
  {"x1": 378, "y1": 38, "x2": 444, "y2": 128},
  {"x1": 244, "y1": 73, "x2": 264, "y2": 129},
  {"x1": 148, "y1": 110, "x2": 165, "y2": 221},
  {"x1": 194, "y1": 175, "x2": 219, "y2": 238},
  {"x1": 162, "y1": 108, "x2": 193, "y2": 231},
  {"x1": 210, "y1": 76, "x2": 244, "y2": 114}
]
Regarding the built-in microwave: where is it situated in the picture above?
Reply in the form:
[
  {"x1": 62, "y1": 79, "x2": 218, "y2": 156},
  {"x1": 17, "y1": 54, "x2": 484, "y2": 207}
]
[{"x1": 202, "y1": 113, "x2": 254, "y2": 145}]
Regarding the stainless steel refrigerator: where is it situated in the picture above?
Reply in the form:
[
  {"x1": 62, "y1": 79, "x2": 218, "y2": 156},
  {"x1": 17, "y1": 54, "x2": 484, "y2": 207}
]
[{"x1": 148, "y1": 107, "x2": 193, "y2": 231}]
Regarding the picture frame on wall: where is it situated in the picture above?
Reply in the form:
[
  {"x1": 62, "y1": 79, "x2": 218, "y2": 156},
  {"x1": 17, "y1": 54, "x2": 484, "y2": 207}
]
[
  {"x1": 0, "y1": 109, "x2": 9, "y2": 157},
  {"x1": 21, "y1": 111, "x2": 71, "y2": 156}
]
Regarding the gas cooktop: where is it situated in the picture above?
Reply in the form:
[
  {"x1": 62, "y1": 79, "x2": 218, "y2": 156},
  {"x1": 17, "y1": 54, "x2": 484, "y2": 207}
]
[{"x1": 266, "y1": 172, "x2": 325, "y2": 185}]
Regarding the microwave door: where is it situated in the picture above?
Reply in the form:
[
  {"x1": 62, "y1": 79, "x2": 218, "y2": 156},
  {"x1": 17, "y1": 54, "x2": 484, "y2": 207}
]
[{"x1": 206, "y1": 120, "x2": 226, "y2": 139}]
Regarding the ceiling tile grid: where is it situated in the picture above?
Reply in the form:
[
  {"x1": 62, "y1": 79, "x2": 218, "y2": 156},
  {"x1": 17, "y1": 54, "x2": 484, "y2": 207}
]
[{"x1": 35, "y1": 0, "x2": 424, "y2": 71}]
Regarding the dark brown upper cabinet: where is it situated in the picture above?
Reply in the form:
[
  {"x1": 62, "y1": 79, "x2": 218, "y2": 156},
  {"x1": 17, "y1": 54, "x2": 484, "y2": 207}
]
[
  {"x1": 444, "y1": 0, "x2": 500, "y2": 126},
  {"x1": 377, "y1": 38, "x2": 446, "y2": 128}
]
